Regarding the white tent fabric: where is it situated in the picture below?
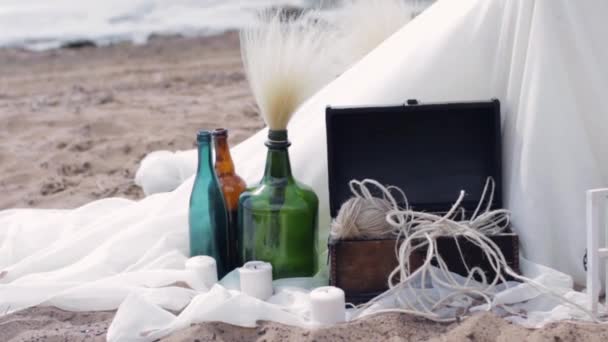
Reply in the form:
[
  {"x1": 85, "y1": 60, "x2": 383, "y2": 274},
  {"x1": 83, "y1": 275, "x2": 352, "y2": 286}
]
[{"x1": 1, "y1": 0, "x2": 607, "y2": 337}]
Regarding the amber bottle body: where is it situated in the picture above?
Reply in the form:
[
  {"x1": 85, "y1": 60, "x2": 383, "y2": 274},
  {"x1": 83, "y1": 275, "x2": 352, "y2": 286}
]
[{"x1": 212, "y1": 129, "x2": 247, "y2": 272}]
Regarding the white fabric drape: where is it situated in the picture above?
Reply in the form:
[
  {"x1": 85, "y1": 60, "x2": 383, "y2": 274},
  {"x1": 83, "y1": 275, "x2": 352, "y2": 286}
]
[{"x1": 1, "y1": 0, "x2": 607, "y2": 337}]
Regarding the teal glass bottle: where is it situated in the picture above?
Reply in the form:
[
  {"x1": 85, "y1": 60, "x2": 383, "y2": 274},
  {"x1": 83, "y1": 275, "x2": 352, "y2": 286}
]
[
  {"x1": 189, "y1": 130, "x2": 230, "y2": 278},
  {"x1": 238, "y1": 130, "x2": 318, "y2": 279}
]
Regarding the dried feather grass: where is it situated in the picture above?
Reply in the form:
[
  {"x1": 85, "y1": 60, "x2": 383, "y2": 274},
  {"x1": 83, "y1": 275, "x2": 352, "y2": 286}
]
[
  {"x1": 239, "y1": 2, "x2": 426, "y2": 130},
  {"x1": 332, "y1": 0, "x2": 417, "y2": 66},
  {"x1": 240, "y1": 11, "x2": 338, "y2": 131}
]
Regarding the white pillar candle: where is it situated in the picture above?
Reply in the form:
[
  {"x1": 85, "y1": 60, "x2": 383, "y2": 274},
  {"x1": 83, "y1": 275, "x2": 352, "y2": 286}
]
[
  {"x1": 239, "y1": 261, "x2": 273, "y2": 300},
  {"x1": 185, "y1": 256, "x2": 218, "y2": 291},
  {"x1": 310, "y1": 286, "x2": 346, "y2": 325}
]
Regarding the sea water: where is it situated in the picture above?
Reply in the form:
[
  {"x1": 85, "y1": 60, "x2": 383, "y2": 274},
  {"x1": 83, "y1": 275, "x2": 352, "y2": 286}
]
[{"x1": 0, "y1": 0, "x2": 330, "y2": 50}]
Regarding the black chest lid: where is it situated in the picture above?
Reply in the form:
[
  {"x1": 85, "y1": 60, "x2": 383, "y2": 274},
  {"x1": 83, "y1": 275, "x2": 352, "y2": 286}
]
[{"x1": 325, "y1": 99, "x2": 502, "y2": 218}]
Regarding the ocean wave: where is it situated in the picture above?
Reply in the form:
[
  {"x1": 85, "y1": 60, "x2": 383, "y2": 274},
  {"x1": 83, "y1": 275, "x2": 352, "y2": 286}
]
[{"x1": 0, "y1": 0, "x2": 319, "y2": 50}]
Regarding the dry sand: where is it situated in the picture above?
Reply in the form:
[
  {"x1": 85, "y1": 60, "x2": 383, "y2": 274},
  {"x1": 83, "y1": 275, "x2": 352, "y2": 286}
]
[
  {"x1": 3, "y1": 307, "x2": 608, "y2": 342},
  {"x1": 1, "y1": 33, "x2": 607, "y2": 341},
  {"x1": 0, "y1": 32, "x2": 262, "y2": 210}
]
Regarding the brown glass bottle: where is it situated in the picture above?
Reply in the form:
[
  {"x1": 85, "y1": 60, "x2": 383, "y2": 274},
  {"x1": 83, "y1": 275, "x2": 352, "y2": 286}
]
[{"x1": 212, "y1": 128, "x2": 247, "y2": 272}]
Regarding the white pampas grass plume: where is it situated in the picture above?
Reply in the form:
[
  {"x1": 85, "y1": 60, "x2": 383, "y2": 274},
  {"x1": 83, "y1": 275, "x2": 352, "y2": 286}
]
[
  {"x1": 240, "y1": 11, "x2": 337, "y2": 131},
  {"x1": 333, "y1": 0, "x2": 417, "y2": 66}
]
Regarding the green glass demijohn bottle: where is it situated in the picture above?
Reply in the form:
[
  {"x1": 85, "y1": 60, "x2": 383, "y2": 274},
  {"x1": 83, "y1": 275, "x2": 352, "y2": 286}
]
[
  {"x1": 238, "y1": 130, "x2": 318, "y2": 279},
  {"x1": 189, "y1": 130, "x2": 230, "y2": 278}
]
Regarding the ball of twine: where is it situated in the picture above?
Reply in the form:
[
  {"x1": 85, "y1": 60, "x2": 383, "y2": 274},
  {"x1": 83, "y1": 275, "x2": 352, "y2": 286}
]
[
  {"x1": 331, "y1": 197, "x2": 395, "y2": 239},
  {"x1": 330, "y1": 180, "x2": 405, "y2": 240}
]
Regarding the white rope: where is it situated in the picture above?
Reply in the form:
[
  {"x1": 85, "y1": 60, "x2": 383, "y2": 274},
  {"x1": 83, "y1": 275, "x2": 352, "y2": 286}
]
[{"x1": 333, "y1": 178, "x2": 599, "y2": 323}]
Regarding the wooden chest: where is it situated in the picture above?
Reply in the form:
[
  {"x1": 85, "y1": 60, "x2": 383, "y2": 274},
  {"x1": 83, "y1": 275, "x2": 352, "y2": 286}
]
[{"x1": 325, "y1": 100, "x2": 520, "y2": 304}]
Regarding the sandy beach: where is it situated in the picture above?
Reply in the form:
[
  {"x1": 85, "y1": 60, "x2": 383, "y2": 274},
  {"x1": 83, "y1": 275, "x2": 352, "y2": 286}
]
[
  {"x1": 0, "y1": 32, "x2": 261, "y2": 210},
  {"x1": 3, "y1": 306, "x2": 608, "y2": 342},
  {"x1": 1, "y1": 33, "x2": 608, "y2": 342}
]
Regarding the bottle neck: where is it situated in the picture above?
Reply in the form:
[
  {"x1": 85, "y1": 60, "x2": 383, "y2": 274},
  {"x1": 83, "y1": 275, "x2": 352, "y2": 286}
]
[
  {"x1": 213, "y1": 135, "x2": 236, "y2": 177},
  {"x1": 263, "y1": 143, "x2": 293, "y2": 182},
  {"x1": 196, "y1": 139, "x2": 214, "y2": 175},
  {"x1": 264, "y1": 147, "x2": 293, "y2": 180}
]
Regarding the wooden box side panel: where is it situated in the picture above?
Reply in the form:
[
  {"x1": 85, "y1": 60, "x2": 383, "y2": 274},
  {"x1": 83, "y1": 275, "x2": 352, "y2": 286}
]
[
  {"x1": 329, "y1": 234, "x2": 520, "y2": 302},
  {"x1": 329, "y1": 239, "x2": 398, "y2": 293}
]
